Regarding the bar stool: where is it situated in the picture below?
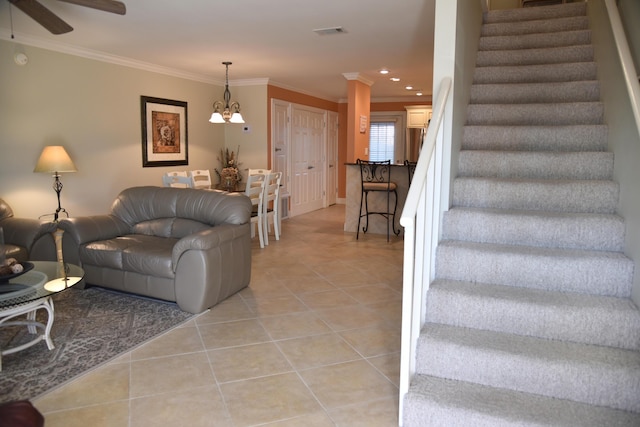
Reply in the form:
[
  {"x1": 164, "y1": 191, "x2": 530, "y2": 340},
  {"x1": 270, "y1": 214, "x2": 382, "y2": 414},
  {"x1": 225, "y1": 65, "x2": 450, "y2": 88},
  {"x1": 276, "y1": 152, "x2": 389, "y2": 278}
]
[
  {"x1": 405, "y1": 160, "x2": 417, "y2": 184},
  {"x1": 356, "y1": 159, "x2": 401, "y2": 241}
]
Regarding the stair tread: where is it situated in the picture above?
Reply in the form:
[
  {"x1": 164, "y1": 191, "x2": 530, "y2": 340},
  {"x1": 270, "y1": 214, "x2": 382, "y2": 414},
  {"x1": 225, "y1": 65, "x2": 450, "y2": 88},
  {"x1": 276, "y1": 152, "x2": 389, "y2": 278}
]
[
  {"x1": 436, "y1": 240, "x2": 634, "y2": 297},
  {"x1": 428, "y1": 279, "x2": 640, "y2": 350},
  {"x1": 417, "y1": 323, "x2": 640, "y2": 412},
  {"x1": 479, "y1": 30, "x2": 591, "y2": 51},
  {"x1": 481, "y1": 15, "x2": 589, "y2": 37},
  {"x1": 442, "y1": 206, "x2": 625, "y2": 251},
  {"x1": 483, "y1": 2, "x2": 586, "y2": 24},
  {"x1": 405, "y1": 374, "x2": 640, "y2": 427}
]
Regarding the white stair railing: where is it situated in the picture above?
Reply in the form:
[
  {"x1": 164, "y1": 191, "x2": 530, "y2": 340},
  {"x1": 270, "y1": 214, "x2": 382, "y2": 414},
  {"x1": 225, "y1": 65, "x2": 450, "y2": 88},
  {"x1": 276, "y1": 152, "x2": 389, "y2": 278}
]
[
  {"x1": 605, "y1": 0, "x2": 640, "y2": 138},
  {"x1": 398, "y1": 77, "x2": 452, "y2": 424}
]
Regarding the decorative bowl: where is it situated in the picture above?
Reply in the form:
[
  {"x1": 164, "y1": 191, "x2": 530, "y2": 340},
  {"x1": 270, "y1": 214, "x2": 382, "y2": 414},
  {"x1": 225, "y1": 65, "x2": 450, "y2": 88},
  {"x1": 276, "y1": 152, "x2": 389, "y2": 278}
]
[{"x1": 0, "y1": 262, "x2": 34, "y2": 284}]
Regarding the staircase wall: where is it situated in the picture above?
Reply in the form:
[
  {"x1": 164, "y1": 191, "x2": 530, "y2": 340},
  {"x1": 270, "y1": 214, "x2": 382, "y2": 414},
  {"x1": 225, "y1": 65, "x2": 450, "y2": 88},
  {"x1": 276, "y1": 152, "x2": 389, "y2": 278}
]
[{"x1": 588, "y1": 0, "x2": 640, "y2": 305}]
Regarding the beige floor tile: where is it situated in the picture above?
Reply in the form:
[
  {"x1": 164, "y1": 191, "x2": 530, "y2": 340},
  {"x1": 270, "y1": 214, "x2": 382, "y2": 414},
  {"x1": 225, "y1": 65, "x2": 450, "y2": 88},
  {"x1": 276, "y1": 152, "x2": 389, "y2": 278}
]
[
  {"x1": 130, "y1": 352, "x2": 214, "y2": 398},
  {"x1": 299, "y1": 360, "x2": 398, "y2": 410},
  {"x1": 340, "y1": 325, "x2": 401, "y2": 358},
  {"x1": 41, "y1": 401, "x2": 129, "y2": 427},
  {"x1": 328, "y1": 397, "x2": 400, "y2": 427},
  {"x1": 130, "y1": 385, "x2": 232, "y2": 427},
  {"x1": 131, "y1": 326, "x2": 204, "y2": 360},
  {"x1": 208, "y1": 342, "x2": 292, "y2": 383},
  {"x1": 367, "y1": 300, "x2": 403, "y2": 326},
  {"x1": 220, "y1": 372, "x2": 322, "y2": 427},
  {"x1": 34, "y1": 362, "x2": 129, "y2": 412},
  {"x1": 196, "y1": 295, "x2": 255, "y2": 325},
  {"x1": 198, "y1": 318, "x2": 271, "y2": 349},
  {"x1": 259, "y1": 311, "x2": 332, "y2": 340},
  {"x1": 343, "y1": 284, "x2": 402, "y2": 305},
  {"x1": 297, "y1": 289, "x2": 359, "y2": 311},
  {"x1": 243, "y1": 294, "x2": 309, "y2": 316},
  {"x1": 277, "y1": 333, "x2": 361, "y2": 370},
  {"x1": 368, "y1": 352, "x2": 401, "y2": 387},
  {"x1": 261, "y1": 410, "x2": 336, "y2": 427},
  {"x1": 315, "y1": 305, "x2": 388, "y2": 331},
  {"x1": 280, "y1": 276, "x2": 337, "y2": 294}
]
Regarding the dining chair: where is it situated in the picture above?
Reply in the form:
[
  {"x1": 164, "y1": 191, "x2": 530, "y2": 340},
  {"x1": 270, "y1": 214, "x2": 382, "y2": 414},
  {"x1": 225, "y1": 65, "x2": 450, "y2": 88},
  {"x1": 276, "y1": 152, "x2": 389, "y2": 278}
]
[
  {"x1": 244, "y1": 173, "x2": 267, "y2": 248},
  {"x1": 263, "y1": 171, "x2": 282, "y2": 245},
  {"x1": 189, "y1": 169, "x2": 212, "y2": 189},
  {"x1": 162, "y1": 173, "x2": 192, "y2": 188},
  {"x1": 247, "y1": 168, "x2": 271, "y2": 177},
  {"x1": 356, "y1": 159, "x2": 400, "y2": 241}
]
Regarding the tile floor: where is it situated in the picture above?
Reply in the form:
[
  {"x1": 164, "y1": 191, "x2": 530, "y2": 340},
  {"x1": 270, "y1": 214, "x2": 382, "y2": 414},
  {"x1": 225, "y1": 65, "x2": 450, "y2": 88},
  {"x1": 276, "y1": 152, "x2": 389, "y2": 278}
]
[{"x1": 33, "y1": 204, "x2": 404, "y2": 426}]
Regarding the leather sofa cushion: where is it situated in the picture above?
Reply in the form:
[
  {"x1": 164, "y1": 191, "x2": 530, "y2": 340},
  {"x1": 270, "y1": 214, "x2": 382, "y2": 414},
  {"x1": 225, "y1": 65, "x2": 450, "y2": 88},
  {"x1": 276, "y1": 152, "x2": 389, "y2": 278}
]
[
  {"x1": 133, "y1": 218, "x2": 210, "y2": 239},
  {"x1": 80, "y1": 234, "x2": 177, "y2": 279}
]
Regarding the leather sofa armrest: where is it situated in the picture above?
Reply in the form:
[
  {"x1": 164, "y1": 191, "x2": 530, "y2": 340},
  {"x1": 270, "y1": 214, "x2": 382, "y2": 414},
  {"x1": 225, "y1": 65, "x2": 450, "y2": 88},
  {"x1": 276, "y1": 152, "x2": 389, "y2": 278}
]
[
  {"x1": 1, "y1": 217, "x2": 57, "y2": 253},
  {"x1": 172, "y1": 224, "x2": 243, "y2": 266},
  {"x1": 58, "y1": 215, "x2": 130, "y2": 245}
]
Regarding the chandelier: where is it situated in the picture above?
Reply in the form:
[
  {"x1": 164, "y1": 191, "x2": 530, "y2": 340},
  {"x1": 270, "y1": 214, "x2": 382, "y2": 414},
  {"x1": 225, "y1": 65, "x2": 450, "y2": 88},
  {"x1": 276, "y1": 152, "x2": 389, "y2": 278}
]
[{"x1": 209, "y1": 61, "x2": 245, "y2": 124}]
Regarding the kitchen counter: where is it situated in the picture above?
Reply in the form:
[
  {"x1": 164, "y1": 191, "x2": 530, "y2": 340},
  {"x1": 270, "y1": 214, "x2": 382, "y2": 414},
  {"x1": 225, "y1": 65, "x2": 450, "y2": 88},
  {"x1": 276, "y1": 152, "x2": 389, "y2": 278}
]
[{"x1": 344, "y1": 162, "x2": 412, "y2": 237}]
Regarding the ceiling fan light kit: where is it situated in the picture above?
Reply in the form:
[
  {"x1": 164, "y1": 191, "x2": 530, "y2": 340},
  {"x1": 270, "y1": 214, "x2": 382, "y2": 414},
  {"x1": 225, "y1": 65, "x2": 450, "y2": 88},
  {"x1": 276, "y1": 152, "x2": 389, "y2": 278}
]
[
  {"x1": 8, "y1": 0, "x2": 126, "y2": 35},
  {"x1": 209, "y1": 61, "x2": 245, "y2": 124}
]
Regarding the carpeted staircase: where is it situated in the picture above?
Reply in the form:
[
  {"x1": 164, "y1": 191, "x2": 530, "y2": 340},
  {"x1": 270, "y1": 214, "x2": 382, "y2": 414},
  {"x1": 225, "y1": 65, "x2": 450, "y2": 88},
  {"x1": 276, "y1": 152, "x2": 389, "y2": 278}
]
[{"x1": 403, "y1": 3, "x2": 640, "y2": 426}]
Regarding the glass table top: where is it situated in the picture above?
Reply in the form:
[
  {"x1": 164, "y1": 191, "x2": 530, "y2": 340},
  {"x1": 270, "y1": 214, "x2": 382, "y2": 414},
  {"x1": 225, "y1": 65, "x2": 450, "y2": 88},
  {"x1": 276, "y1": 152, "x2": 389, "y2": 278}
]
[{"x1": 0, "y1": 261, "x2": 84, "y2": 308}]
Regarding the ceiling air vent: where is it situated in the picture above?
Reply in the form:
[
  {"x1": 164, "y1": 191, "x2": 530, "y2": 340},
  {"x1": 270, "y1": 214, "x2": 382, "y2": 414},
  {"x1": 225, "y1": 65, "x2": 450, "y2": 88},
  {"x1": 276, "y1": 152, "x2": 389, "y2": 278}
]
[{"x1": 313, "y1": 26, "x2": 346, "y2": 36}]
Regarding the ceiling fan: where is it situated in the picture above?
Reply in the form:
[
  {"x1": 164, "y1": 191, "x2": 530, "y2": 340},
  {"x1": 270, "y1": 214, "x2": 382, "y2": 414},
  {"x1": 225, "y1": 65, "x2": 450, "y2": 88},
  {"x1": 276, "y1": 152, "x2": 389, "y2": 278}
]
[{"x1": 8, "y1": 0, "x2": 126, "y2": 35}]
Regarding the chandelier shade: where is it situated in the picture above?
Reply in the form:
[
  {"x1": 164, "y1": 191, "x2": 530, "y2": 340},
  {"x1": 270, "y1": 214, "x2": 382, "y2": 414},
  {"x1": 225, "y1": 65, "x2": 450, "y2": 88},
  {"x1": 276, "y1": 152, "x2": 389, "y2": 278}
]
[{"x1": 209, "y1": 61, "x2": 245, "y2": 124}]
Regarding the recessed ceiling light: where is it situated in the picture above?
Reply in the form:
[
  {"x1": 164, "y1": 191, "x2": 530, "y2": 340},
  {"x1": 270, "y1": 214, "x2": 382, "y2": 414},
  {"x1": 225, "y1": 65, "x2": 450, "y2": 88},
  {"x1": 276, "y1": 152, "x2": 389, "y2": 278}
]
[
  {"x1": 405, "y1": 85, "x2": 413, "y2": 90},
  {"x1": 416, "y1": 92, "x2": 423, "y2": 96},
  {"x1": 379, "y1": 69, "x2": 389, "y2": 74},
  {"x1": 390, "y1": 77, "x2": 400, "y2": 82}
]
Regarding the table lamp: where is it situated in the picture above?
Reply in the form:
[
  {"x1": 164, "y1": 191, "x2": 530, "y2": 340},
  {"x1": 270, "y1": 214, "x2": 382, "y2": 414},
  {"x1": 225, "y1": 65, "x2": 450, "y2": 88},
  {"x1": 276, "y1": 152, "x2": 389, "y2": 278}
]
[{"x1": 34, "y1": 145, "x2": 77, "y2": 222}]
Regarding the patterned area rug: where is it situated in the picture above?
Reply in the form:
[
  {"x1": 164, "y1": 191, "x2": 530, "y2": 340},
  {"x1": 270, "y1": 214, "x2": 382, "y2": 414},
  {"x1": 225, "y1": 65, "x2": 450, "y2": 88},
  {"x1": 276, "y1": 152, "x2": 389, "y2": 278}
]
[{"x1": 0, "y1": 286, "x2": 195, "y2": 402}]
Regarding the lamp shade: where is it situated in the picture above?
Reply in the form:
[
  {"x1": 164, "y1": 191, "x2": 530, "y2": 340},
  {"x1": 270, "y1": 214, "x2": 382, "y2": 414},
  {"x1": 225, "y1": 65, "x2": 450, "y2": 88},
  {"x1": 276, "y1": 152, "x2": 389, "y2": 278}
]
[{"x1": 34, "y1": 146, "x2": 77, "y2": 173}]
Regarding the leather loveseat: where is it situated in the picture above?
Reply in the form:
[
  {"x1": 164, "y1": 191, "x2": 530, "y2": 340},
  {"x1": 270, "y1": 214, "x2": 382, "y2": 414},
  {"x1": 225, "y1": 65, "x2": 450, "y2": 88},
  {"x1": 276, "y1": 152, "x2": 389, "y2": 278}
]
[
  {"x1": 0, "y1": 198, "x2": 57, "y2": 262},
  {"x1": 58, "y1": 186, "x2": 252, "y2": 313}
]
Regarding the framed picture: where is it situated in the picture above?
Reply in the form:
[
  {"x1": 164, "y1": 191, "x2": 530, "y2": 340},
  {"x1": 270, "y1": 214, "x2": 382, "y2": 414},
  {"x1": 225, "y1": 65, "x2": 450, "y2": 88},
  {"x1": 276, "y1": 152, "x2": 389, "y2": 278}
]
[{"x1": 141, "y1": 96, "x2": 188, "y2": 167}]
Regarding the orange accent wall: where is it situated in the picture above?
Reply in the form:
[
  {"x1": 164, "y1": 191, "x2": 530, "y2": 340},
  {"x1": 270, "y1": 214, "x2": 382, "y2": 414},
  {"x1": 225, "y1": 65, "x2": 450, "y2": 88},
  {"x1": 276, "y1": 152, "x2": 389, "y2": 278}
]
[{"x1": 371, "y1": 100, "x2": 431, "y2": 112}]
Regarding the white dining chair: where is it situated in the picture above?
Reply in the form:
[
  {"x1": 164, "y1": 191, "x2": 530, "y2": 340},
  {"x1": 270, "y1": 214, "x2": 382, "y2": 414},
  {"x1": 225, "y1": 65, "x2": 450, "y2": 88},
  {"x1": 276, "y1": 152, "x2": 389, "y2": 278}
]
[
  {"x1": 244, "y1": 173, "x2": 267, "y2": 248},
  {"x1": 162, "y1": 173, "x2": 192, "y2": 188},
  {"x1": 263, "y1": 171, "x2": 282, "y2": 245},
  {"x1": 189, "y1": 169, "x2": 212, "y2": 189}
]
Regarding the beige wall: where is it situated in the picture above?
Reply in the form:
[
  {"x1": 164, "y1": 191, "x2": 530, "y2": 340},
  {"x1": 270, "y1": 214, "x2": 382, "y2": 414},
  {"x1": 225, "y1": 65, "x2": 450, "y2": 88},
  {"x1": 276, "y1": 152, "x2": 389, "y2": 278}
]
[{"x1": 0, "y1": 40, "x2": 230, "y2": 218}]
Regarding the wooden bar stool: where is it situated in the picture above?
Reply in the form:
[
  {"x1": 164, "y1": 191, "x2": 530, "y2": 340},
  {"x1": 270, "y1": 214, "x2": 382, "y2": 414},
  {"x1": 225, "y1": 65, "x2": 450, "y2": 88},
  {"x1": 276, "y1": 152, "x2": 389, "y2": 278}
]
[{"x1": 356, "y1": 159, "x2": 400, "y2": 241}]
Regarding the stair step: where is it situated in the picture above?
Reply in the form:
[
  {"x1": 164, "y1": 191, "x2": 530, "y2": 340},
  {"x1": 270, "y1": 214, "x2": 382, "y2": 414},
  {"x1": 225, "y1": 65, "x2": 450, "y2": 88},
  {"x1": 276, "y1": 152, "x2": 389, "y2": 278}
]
[
  {"x1": 466, "y1": 102, "x2": 604, "y2": 126},
  {"x1": 474, "y1": 62, "x2": 598, "y2": 84},
  {"x1": 452, "y1": 177, "x2": 619, "y2": 214},
  {"x1": 458, "y1": 150, "x2": 613, "y2": 180},
  {"x1": 481, "y1": 15, "x2": 589, "y2": 37},
  {"x1": 462, "y1": 125, "x2": 608, "y2": 152},
  {"x1": 404, "y1": 375, "x2": 640, "y2": 427},
  {"x1": 435, "y1": 240, "x2": 633, "y2": 297},
  {"x1": 483, "y1": 2, "x2": 586, "y2": 24},
  {"x1": 477, "y1": 44, "x2": 593, "y2": 67},
  {"x1": 442, "y1": 207, "x2": 624, "y2": 251},
  {"x1": 470, "y1": 81, "x2": 600, "y2": 104},
  {"x1": 416, "y1": 324, "x2": 640, "y2": 412},
  {"x1": 426, "y1": 279, "x2": 640, "y2": 350},
  {"x1": 479, "y1": 29, "x2": 591, "y2": 51}
]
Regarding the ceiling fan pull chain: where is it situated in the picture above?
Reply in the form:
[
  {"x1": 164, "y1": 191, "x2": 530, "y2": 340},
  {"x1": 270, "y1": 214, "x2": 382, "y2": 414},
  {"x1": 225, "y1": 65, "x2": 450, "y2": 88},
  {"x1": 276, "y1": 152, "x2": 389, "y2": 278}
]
[{"x1": 9, "y1": 4, "x2": 14, "y2": 39}]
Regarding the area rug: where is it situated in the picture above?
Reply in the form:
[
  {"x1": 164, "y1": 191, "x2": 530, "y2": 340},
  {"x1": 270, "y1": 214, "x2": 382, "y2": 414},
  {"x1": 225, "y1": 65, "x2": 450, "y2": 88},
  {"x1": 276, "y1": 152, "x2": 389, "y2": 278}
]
[{"x1": 0, "y1": 286, "x2": 196, "y2": 403}]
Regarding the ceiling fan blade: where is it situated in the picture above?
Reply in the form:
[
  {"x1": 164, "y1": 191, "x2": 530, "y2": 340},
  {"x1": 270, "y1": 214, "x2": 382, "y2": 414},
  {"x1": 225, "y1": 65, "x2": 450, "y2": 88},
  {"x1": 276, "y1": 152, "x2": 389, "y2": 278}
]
[
  {"x1": 56, "y1": 0, "x2": 126, "y2": 15},
  {"x1": 8, "y1": 0, "x2": 73, "y2": 34}
]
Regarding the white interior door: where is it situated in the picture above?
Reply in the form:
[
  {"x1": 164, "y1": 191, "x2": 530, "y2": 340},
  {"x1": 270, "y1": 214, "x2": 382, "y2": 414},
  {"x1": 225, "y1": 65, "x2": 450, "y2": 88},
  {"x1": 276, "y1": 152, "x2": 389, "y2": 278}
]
[
  {"x1": 327, "y1": 111, "x2": 338, "y2": 206},
  {"x1": 290, "y1": 106, "x2": 325, "y2": 217},
  {"x1": 271, "y1": 100, "x2": 290, "y2": 195}
]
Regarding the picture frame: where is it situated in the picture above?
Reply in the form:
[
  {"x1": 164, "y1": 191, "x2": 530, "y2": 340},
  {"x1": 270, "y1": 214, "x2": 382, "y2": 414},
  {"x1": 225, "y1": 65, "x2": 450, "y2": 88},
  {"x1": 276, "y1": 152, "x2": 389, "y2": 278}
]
[{"x1": 141, "y1": 96, "x2": 188, "y2": 167}]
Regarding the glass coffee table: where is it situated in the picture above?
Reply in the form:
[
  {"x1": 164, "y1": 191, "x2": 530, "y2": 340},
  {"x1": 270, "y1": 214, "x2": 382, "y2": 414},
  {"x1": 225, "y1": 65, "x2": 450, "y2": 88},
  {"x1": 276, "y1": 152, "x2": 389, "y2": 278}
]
[{"x1": 0, "y1": 261, "x2": 84, "y2": 371}]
